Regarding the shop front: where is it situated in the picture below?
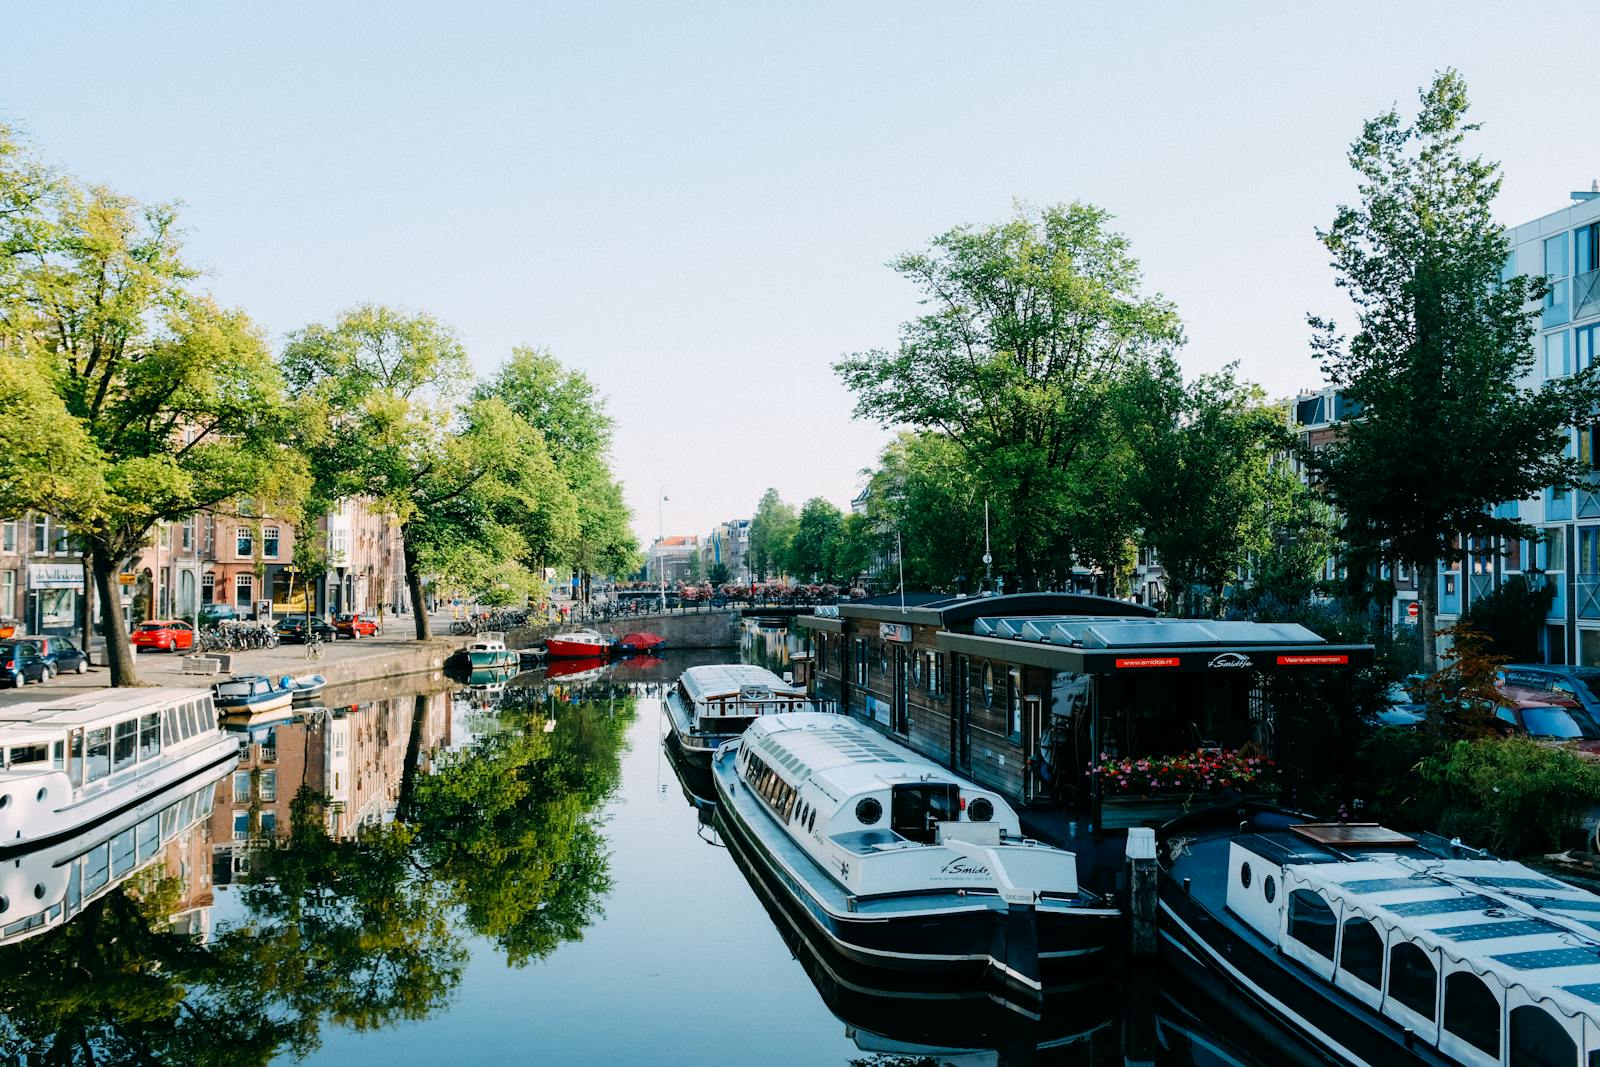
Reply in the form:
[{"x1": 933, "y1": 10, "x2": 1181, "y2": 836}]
[{"x1": 27, "y1": 562, "x2": 83, "y2": 636}]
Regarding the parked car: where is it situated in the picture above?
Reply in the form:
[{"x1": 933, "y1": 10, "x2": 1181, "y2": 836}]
[
  {"x1": 130, "y1": 620, "x2": 196, "y2": 652},
  {"x1": 1486, "y1": 687, "x2": 1600, "y2": 754},
  {"x1": 1499, "y1": 664, "x2": 1600, "y2": 720},
  {"x1": 25, "y1": 635, "x2": 88, "y2": 675},
  {"x1": 333, "y1": 612, "x2": 381, "y2": 639},
  {"x1": 0, "y1": 640, "x2": 49, "y2": 686},
  {"x1": 200, "y1": 603, "x2": 240, "y2": 626},
  {"x1": 275, "y1": 615, "x2": 337, "y2": 643}
]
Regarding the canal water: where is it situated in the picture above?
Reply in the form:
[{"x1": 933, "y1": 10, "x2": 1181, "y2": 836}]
[{"x1": 0, "y1": 623, "x2": 1295, "y2": 1065}]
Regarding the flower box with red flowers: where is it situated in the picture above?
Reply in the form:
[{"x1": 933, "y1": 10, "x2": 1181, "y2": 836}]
[{"x1": 1088, "y1": 749, "x2": 1278, "y2": 830}]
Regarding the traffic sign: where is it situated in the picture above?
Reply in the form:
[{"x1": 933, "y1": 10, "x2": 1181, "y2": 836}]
[{"x1": 1406, "y1": 602, "x2": 1420, "y2": 619}]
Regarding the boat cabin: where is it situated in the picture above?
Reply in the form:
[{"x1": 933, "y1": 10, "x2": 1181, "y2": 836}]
[
  {"x1": 0, "y1": 687, "x2": 218, "y2": 790},
  {"x1": 797, "y1": 593, "x2": 1372, "y2": 830},
  {"x1": 677, "y1": 664, "x2": 808, "y2": 736},
  {"x1": 1227, "y1": 824, "x2": 1600, "y2": 1066}
]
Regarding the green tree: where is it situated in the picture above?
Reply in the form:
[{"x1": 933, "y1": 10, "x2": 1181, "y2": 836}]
[
  {"x1": 860, "y1": 433, "x2": 985, "y2": 592},
  {"x1": 788, "y1": 497, "x2": 844, "y2": 582},
  {"x1": 836, "y1": 201, "x2": 1182, "y2": 589},
  {"x1": 8, "y1": 167, "x2": 304, "y2": 683},
  {"x1": 283, "y1": 308, "x2": 570, "y2": 639},
  {"x1": 706, "y1": 560, "x2": 731, "y2": 585},
  {"x1": 1307, "y1": 71, "x2": 1600, "y2": 670},
  {"x1": 1463, "y1": 573, "x2": 1556, "y2": 663},
  {"x1": 832, "y1": 511, "x2": 886, "y2": 590},
  {"x1": 479, "y1": 347, "x2": 640, "y2": 599},
  {"x1": 1126, "y1": 364, "x2": 1283, "y2": 616},
  {"x1": 749, "y1": 488, "x2": 797, "y2": 581}
]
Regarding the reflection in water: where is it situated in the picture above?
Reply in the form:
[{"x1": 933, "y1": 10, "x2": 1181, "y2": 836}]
[{"x1": 0, "y1": 672, "x2": 633, "y2": 1062}]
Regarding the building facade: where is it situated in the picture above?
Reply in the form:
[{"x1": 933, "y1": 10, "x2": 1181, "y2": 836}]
[
  {"x1": 1432, "y1": 188, "x2": 1600, "y2": 665},
  {"x1": 647, "y1": 535, "x2": 700, "y2": 584}
]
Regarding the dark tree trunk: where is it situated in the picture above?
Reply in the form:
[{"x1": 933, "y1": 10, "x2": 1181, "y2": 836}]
[
  {"x1": 396, "y1": 691, "x2": 429, "y2": 822},
  {"x1": 1418, "y1": 558, "x2": 1439, "y2": 674},
  {"x1": 79, "y1": 551, "x2": 95, "y2": 666},
  {"x1": 91, "y1": 545, "x2": 140, "y2": 686},
  {"x1": 402, "y1": 529, "x2": 430, "y2": 641}
]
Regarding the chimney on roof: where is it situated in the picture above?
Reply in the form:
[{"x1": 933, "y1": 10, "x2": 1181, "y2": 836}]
[{"x1": 1574, "y1": 179, "x2": 1600, "y2": 203}]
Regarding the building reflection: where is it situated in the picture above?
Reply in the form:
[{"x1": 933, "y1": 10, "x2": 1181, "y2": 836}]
[{"x1": 211, "y1": 690, "x2": 454, "y2": 885}]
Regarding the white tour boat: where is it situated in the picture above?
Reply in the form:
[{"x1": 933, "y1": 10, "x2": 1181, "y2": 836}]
[
  {"x1": 666, "y1": 664, "x2": 811, "y2": 767},
  {"x1": 710, "y1": 712, "x2": 1118, "y2": 997},
  {"x1": 0, "y1": 758, "x2": 230, "y2": 945},
  {"x1": 0, "y1": 687, "x2": 236, "y2": 853},
  {"x1": 1161, "y1": 808, "x2": 1600, "y2": 1066}
]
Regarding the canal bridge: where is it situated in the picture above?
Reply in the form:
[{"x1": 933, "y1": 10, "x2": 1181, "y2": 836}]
[{"x1": 508, "y1": 606, "x2": 748, "y2": 650}]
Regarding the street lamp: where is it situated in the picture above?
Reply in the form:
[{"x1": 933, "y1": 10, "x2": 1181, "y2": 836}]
[{"x1": 658, "y1": 486, "x2": 669, "y2": 614}]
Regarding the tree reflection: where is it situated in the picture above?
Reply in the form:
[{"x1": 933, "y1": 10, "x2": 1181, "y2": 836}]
[{"x1": 0, "y1": 685, "x2": 635, "y2": 1063}]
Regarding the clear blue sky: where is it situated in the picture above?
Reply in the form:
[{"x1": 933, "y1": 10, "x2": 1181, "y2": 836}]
[{"x1": 5, "y1": 3, "x2": 1594, "y2": 545}]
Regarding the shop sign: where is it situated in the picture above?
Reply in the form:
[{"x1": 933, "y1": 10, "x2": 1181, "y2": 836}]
[
  {"x1": 1276, "y1": 654, "x2": 1350, "y2": 666},
  {"x1": 878, "y1": 622, "x2": 912, "y2": 643},
  {"x1": 1207, "y1": 652, "x2": 1254, "y2": 669},
  {"x1": 27, "y1": 564, "x2": 83, "y2": 590},
  {"x1": 1115, "y1": 656, "x2": 1180, "y2": 669}
]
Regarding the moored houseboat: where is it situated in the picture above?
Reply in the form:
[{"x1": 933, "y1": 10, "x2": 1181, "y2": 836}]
[
  {"x1": 711, "y1": 712, "x2": 1119, "y2": 998},
  {"x1": 0, "y1": 688, "x2": 236, "y2": 853},
  {"x1": 666, "y1": 664, "x2": 810, "y2": 767},
  {"x1": 1159, "y1": 807, "x2": 1600, "y2": 1066}
]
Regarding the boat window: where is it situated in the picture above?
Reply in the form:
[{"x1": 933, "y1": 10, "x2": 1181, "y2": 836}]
[
  {"x1": 7, "y1": 744, "x2": 48, "y2": 766},
  {"x1": 968, "y1": 797, "x2": 994, "y2": 823},
  {"x1": 137, "y1": 814, "x2": 160, "y2": 863},
  {"x1": 83, "y1": 728, "x2": 111, "y2": 784},
  {"x1": 1240, "y1": 861, "x2": 1253, "y2": 890},
  {"x1": 982, "y1": 663, "x2": 995, "y2": 707},
  {"x1": 1387, "y1": 941, "x2": 1437, "y2": 1022},
  {"x1": 855, "y1": 797, "x2": 883, "y2": 825},
  {"x1": 139, "y1": 713, "x2": 161, "y2": 761},
  {"x1": 892, "y1": 783, "x2": 959, "y2": 844},
  {"x1": 1443, "y1": 971, "x2": 1500, "y2": 1057},
  {"x1": 112, "y1": 720, "x2": 137, "y2": 773},
  {"x1": 1007, "y1": 669, "x2": 1022, "y2": 738},
  {"x1": 1510, "y1": 1004, "x2": 1573, "y2": 1066},
  {"x1": 52, "y1": 740, "x2": 62, "y2": 770},
  {"x1": 782, "y1": 790, "x2": 797, "y2": 821},
  {"x1": 1263, "y1": 875, "x2": 1276, "y2": 903},
  {"x1": 911, "y1": 655, "x2": 922, "y2": 688},
  {"x1": 1338, "y1": 918, "x2": 1383, "y2": 988},
  {"x1": 162, "y1": 707, "x2": 179, "y2": 744},
  {"x1": 82, "y1": 843, "x2": 110, "y2": 893},
  {"x1": 110, "y1": 827, "x2": 136, "y2": 877},
  {"x1": 808, "y1": 809, "x2": 816, "y2": 832},
  {"x1": 1288, "y1": 890, "x2": 1336, "y2": 959}
]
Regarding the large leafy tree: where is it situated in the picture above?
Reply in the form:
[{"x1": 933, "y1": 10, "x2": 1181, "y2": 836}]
[
  {"x1": 748, "y1": 488, "x2": 797, "y2": 581},
  {"x1": 5, "y1": 138, "x2": 302, "y2": 683},
  {"x1": 1307, "y1": 71, "x2": 1600, "y2": 669},
  {"x1": 480, "y1": 347, "x2": 639, "y2": 599},
  {"x1": 1126, "y1": 363, "x2": 1283, "y2": 616},
  {"x1": 836, "y1": 201, "x2": 1183, "y2": 590},
  {"x1": 282, "y1": 307, "x2": 570, "y2": 639},
  {"x1": 860, "y1": 431, "x2": 985, "y2": 592},
  {"x1": 786, "y1": 497, "x2": 845, "y2": 583}
]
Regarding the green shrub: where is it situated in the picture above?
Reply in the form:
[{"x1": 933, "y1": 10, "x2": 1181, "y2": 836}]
[{"x1": 1418, "y1": 737, "x2": 1600, "y2": 856}]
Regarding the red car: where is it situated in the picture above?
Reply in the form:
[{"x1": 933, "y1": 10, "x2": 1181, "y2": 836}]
[
  {"x1": 131, "y1": 619, "x2": 196, "y2": 652},
  {"x1": 334, "y1": 612, "x2": 381, "y2": 639}
]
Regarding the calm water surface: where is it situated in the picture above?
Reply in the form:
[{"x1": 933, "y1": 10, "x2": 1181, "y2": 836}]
[{"x1": 0, "y1": 625, "x2": 1293, "y2": 1065}]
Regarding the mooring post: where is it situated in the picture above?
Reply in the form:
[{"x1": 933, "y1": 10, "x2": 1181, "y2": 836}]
[{"x1": 1125, "y1": 826, "x2": 1157, "y2": 958}]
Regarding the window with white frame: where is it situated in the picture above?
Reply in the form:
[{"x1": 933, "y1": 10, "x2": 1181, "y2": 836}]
[
  {"x1": 201, "y1": 572, "x2": 215, "y2": 603},
  {"x1": 1, "y1": 520, "x2": 13, "y2": 552},
  {"x1": 181, "y1": 518, "x2": 194, "y2": 550},
  {"x1": 263, "y1": 526, "x2": 279, "y2": 557},
  {"x1": 32, "y1": 518, "x2": 46, "y2": 554},
  {"x1": 235, "y1": 573, "x2": 253, "y2": 605},
  {"x1": 236, "y1": 528, "x2": 253, "y2": 556}
]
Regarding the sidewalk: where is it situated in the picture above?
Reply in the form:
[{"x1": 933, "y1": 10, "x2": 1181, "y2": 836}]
[{"x1": 0, "y1": 609, "x2": 467, "y2": 708}]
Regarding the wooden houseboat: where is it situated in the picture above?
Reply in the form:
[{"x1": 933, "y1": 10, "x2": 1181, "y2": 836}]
[
  {"x1": 1160, "y1": 807, "x2": 1600, "y2": 1066},
  {"x1": 796, "y1": 593, "x2": 1372, "y2": 843},
  {"x1": 666, "y1": 664, "x2": 810, "y2": 767},
  {"x1": 0, "y1": 687, "x2": 236, "y2": 853},
  {"x1": 710, "y1": 712, "x2": 1119, "y2": 998}
]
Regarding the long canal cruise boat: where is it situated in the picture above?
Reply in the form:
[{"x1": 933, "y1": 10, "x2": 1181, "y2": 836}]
[
  {"x1": 710, "y1": 711, "x2": 1118, "y2": 999},
  {"x1": 1160, "y1": 808, "x2": 1600, "y2": 1066},
  {"x1": 666, "y1": 664, "x2": 811, "y2": 767},
  {"x1": 0, "y1": 687, "x2": 235, "y2": 854}
]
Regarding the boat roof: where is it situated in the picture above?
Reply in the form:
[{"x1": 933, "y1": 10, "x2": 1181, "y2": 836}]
[
  {"x1": 679, "y1": 664, "x2": 804, "y2": 702},
  {"x1": 1288, "y1": 854, "x2": 1600, "y2": 1025},
  {"x1": 744, "y1": 713, "x2": 991, "y2": 802},
  {"x1": 0, "y1": 687, "x2": 213, "y2": 739}
]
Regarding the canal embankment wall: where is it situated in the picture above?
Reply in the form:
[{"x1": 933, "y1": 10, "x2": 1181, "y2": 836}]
[{"x1": 507, "y1": 610, "x2": 741, "y2": 650}]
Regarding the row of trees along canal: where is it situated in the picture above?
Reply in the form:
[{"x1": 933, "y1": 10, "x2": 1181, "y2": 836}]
[
  {"x1": 749, "y1": 72, "x2": 1600, "y2": 674},
  {"x1": 0, "y1": 123, "x2": 641, "y2": 686}
]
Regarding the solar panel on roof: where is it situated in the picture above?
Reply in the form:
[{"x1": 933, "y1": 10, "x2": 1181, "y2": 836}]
[
  {"x1": 1084, "y1": 622, "x2": 1219, "y2": 648},
  {"x1": 1530, "y1": 898, "x2": 1600, "y2": 913},
  {"x1": 1340, "y1": 876, "x2": 1445, "y2": 893},
  {"x1": 1492, "y1": 948, "x2": 1600, "y2": 970},
  {"x1": 1388, "y1": 895, "x2": 1496, "y2": 916},
  {"x1": 1560, "y1": 984, "x2": 1600, "y2": 1005},
  {"x1": 1463, "y1": 876, "x2": 1568, "y2": 891},
  {"x1": 1203, "y1": 621, "x2": 1325, "y2": 645},
  {"x1": 1432, "y1": 919, "x2": 1561, "y2": 941}
]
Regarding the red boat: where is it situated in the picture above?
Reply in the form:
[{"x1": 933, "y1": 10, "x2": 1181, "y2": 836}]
[
  {"x1": 544, "y1": 628, "x2": 612, "y2": 658},
  {"x1": 544, "y1": 655, "x2": 607, "y2": 681},
  {"x1": 615, "y1": 632, "x2": 665, "y2": 655}
]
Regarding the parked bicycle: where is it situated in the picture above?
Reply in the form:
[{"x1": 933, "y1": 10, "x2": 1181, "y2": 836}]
[{"x1": 306, "y1": 631, "x2": 325, "y2": 660}]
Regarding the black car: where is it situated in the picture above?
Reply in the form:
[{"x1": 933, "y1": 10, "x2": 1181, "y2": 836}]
[
  {"x1": 27, "y1": 635, "x2": 89, "y2": 675},
  {"x1": 0, "y1": 640, "x2": 50, "y2": 687},
  {"x1": 274, "y1": 615, "x2": 337, "y2": 643}
]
